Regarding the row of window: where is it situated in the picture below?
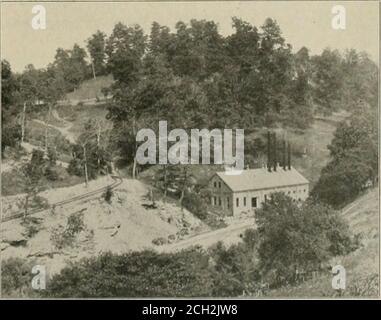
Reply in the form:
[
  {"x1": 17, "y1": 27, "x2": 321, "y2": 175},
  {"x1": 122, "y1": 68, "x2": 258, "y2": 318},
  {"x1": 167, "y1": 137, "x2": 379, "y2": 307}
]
[
  {"x1": 214, "y1": 180, "x2": 307, "y2": 195},
  {"x1": 236, "y1": 196, "x2": 257, "y2": 208},
  {"x1": 212, "y1": 196, "x2": 258, "y2": 208}
]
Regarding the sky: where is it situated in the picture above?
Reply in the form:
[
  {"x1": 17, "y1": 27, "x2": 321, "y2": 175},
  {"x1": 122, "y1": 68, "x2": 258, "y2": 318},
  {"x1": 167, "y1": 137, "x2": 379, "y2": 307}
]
[{"x1": 1, "y1": 1, "x2": 379, "y2": 72}]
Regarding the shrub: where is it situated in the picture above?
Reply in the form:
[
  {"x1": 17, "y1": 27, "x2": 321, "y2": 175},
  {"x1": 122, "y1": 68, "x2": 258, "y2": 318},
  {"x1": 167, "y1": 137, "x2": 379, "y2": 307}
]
[
  {"x1": 182, "y1": 191, "x2": 208, "y2": 220},
  {"x1": 67, "y1": 158, "x2": 83, "y2": 176},
  {"x1": 103, "y1": 186, "x2": 113, "y2": 204},
  {"x1": 51, "y1": 212, "x2": 85, "y2": 249},
  {"x1": 255, "y1": 193, "x2": 357, "y2": 287},
  {"x1": 1, "y1": 258, "x2": 35, "y2": 297},
  {"x1": 45, "y1": 249, "x2": 213, "y2": 298},
  {"x1": 45, "y1": 166, "x2": 60, "y2": 181},
  {"x1": 21, "y1": 217, "x2": 42, "y2": 238}
]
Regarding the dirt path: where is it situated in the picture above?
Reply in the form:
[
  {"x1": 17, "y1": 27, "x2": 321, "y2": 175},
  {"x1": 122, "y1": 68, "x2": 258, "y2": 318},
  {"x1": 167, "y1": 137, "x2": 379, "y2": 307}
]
[
  {"x1": 32, "y1": 118, "x2": 76, "y2": 145},
  {"x1": 158, "y1": 217, "x2": 256, "y2": 252}
]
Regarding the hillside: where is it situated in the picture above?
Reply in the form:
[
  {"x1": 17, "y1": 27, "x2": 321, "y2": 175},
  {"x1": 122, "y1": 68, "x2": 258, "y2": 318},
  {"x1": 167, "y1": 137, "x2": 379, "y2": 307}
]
[
  {"x1": 64, "y1": 75, "x2": 114, "y2": 103},
  {"x1": 1, "y1": 177, "x2": 209, "y2": 275},
  {"x1": 268, "y1": 188, "x2": 379, "y2": 297}
]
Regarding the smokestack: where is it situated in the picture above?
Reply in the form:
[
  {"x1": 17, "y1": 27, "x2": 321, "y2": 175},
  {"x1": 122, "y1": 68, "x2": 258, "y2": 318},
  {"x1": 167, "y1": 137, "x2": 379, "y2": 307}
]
[
  {"x1": 283, "y1": 139, "x2": 287, "y2": 170},
  {"x1": 287, "y1": 142, "x2": 291, "y2": 170},
  {"x1": 267, "y1": 131, "x2": 271, "y2": 172},
  {"x1": 273, "y1": 133, "x2": 277, "y2": 172}
]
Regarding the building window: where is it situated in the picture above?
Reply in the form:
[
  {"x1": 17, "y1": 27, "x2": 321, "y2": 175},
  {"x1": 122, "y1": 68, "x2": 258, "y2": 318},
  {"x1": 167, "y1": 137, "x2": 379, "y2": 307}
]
[
  {"x1": 304, "y1": 189, "x2": 306, "y2": 193},
  {"x1": 218, "y1": 197, "x2": 222, "y2": 206},
  {"x1": 243, "y1": 197, "x2": 246, "y2": 206},
  {"x1": 214, "y1": 181, "x2": 217, "y2": 188},
  {"x1": 264, "y1": 194, "x2": 268, "y2": 202},
  {"x1": 213, "y1": 196, "x2": 217, "y2": 205},
  {"x1": 227, "y1": 197, "x2": 230, "y2": 208},
  {"x1": 236, "y1": 198, "x2": 239, "y2": 207},
  {"x1": 218, "y1": 182, "x2": 221, "y2": 188},
  {"x1": 251, "y1": 197, "x2": 257, "y2": 208}
]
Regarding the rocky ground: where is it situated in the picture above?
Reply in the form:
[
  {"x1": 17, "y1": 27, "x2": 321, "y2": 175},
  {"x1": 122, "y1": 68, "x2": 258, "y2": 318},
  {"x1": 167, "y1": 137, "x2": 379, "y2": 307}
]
[{"x1": 1, "y1": 177, "x2": 209, "y2": 276}]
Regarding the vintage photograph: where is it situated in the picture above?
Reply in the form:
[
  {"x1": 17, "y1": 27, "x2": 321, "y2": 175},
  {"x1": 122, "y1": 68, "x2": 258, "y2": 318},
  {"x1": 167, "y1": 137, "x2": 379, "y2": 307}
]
[{"x1": 0, "y1": 1, "x2": 379, "y2": 299}]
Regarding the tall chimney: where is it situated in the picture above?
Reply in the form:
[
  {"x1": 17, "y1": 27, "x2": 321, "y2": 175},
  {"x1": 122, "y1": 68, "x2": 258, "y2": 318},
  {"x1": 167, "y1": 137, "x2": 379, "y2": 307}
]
[
  {"x1": 267, "y1": 131, "x2": 272, "y2": 172},
  {"x1": 273, "y1": 133, "x2": 277, "y2": 172},
  {"x1": 287, "y1": 142, "x2": 291, "y2": 170},
  {"x1": 283, "y1": 139, "x2": 287, "y2": 170}
]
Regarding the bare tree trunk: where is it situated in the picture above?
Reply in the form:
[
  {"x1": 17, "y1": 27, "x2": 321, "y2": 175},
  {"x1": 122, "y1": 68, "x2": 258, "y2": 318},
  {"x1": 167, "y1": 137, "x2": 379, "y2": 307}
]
[
  {"x1": 97, "y1": 122, "x2": 101, "y2": 168},
  {"x1": 91, "y1": 60, "x2": 96, "y2": 80},
  {"x1": 163, "y1": 165, "x2": 168, "y2": 203},
  {"x1": 179, "y1": 167, "x2": 188, "y2": 212},
  {"x1": 132, "y1": 156, "x2": 137, "y2": 179},
  {"x1": 44, "y1": 125, "x2": 48, "y2": 153},
  {"x1": 21, "y1": 102, "x2": 27, "y2": 144},
  {"x1": 23, "y1": 194, "x2": 30, "y2": 220},
  {"x1": 132, "y1": 117, "x2": 137, "y2": 179},
  {"x1": 83, "y1": 144, "x2": 89, "y2": 187},
  {"x1": 44, "y1": 104, "x2": 51, "y2": 154}
]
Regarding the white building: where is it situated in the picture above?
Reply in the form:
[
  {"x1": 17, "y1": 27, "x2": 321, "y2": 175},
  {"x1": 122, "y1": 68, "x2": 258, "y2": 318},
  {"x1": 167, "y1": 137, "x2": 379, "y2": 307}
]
[{"x1": 209, "y1": 166, "x2": 309, "y2": 216}]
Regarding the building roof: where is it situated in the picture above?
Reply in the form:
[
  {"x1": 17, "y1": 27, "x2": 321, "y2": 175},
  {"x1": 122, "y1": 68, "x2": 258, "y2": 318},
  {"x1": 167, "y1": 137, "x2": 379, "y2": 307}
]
[{"x1": 215, "y1": 166, "x2": 309, "y2": 193}]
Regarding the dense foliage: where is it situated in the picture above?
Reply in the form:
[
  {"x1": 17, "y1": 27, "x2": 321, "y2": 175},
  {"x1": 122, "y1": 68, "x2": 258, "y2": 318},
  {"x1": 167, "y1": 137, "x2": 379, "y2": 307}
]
[
  {"x1": 255, "y1": 193, "x2": 358, "y2": 286},
  {"x1": 312, "y1": 104, "x2": 378, "y2": 208}
]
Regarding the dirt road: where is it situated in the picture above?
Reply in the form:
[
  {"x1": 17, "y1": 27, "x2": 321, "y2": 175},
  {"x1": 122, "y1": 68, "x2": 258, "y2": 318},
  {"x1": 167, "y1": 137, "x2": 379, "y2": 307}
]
[{"x1": 158, "y1": 217, "x2": 256, "y2": 252}]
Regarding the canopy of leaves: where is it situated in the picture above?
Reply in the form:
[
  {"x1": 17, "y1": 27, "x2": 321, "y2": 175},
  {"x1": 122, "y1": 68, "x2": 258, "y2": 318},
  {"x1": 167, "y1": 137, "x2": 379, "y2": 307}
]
[
  {"x1": 254, "y1": 193, "x2": 356, "y2": 287},
  {"x1": 312, "y1": 104, "x2": 378, "y2": 208}
]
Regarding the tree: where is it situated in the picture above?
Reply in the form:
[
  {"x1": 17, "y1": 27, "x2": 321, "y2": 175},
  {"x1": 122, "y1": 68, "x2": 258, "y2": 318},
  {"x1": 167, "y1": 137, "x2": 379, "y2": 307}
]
[
  {"x1": 1, "y1": 60, "x2": 21, "y2": 156},
  {"x1": 68, "y1": 119, "x2": 112, "y2": 184},
  {"x1": 105, "y1": 22, "x2": 147, "y2": 85},
  {"x1": 255, "y1": 193, "x2": 355, "y2": 287},
  {"x1": 311, "y1": 49, "x2": 344, "y2": 115},
  {"x1": 19, "y1": 150, "x2": 45, "y2": 219},
  {"x1": 312, "y1": 104, "x2": 378, "y2": 208},
  {"x1": 87, "y1": 30, "x2": 107, "y2": 77},
  {"x1": 52, "y1": 44, "x2": 89, "y2": 92}
]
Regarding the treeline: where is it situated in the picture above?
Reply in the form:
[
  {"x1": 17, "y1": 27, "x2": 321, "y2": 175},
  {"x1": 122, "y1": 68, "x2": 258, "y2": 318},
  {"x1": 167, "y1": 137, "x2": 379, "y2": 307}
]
[
  {"x1": 2, "y1": 18, "x2": 378, "y2": 150},
  {"x1": 2, "y1": 18, "x2": 378, "y2": 186},
  {"x1": 103, "y1": 18, "x2": 378, "y2": 135}
]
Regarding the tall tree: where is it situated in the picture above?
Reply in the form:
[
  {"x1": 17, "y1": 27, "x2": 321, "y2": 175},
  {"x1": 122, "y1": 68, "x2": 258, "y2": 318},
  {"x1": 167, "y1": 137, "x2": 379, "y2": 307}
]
[
  {"x1": 1, "y1": 60, "x2": 21, "y2": 156},
  {"x1": 87, "y1": 30, "x2": 107, "y2": 78}
]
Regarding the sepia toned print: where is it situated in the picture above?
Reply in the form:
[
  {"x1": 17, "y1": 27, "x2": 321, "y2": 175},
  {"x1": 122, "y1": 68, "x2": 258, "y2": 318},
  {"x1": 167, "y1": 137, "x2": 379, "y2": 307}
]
[{"x1": 0, "y1": 1, "x2": 379, "y2": 298}]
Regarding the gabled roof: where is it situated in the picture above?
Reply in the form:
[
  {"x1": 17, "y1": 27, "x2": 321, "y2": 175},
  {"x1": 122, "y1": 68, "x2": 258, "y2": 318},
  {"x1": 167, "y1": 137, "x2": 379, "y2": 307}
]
[{"x1": 215, "y1": 166, "x2": 309, "y2": 193}]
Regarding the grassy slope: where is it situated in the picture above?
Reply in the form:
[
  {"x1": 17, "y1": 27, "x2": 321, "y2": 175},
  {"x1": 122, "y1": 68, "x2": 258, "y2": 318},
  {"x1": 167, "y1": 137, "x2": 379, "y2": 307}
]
[
  {"x1": 65, "y1": 75, "x2": 113, "y2": 101},
  {"x1": 268, "y1": 188, "x2": 379, "y2": 298}
]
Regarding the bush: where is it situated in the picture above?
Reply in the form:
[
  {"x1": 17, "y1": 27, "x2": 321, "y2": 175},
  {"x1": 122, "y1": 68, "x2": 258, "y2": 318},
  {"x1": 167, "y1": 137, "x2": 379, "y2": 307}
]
[
  {"x1": 255, "y1": 193, "x2": 357, "y2": 287},
  {"x1": 103, "y1": 186, "x2": 113, "y2": 204},
  {"x1": 51, "y1": 212, "x2": 85, "y2": 249},
  {"x1": 182, "y1": 191, "x2": 208, "y2": 220},
  {"x1": 67, "y1": 158, "x2": 83, "y2": 176},
  {"x1": 45, "y1": 166, "x2": 60, "y2": 181},
  {"x1": 21, "y1": 217, "x2": 43, "y2": 238},
  {"x1": 1, "y1": 258, "x2": 35, "y2": 297},
  {"x1": 45, "y1": 249, "x2": 213, "y2": 298}
]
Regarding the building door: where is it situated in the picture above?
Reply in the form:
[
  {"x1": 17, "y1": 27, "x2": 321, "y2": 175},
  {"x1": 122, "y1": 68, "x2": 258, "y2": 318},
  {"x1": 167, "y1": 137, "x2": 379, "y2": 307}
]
[{"x1": 251, "y1": 197, "x2": 257, "y2": 208}]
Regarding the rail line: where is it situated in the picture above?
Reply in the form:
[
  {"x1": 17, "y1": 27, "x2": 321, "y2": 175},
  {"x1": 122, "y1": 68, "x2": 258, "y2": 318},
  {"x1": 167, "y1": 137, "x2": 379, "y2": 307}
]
[{"x1": 1, "y1": 175, "x2": 123, "y2": 223}]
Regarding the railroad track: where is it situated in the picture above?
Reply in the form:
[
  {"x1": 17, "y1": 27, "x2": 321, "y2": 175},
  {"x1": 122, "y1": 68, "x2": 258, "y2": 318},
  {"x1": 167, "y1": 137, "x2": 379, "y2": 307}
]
[{"x1": 1, "y1": 175, "x2": 123, "y2": 223}]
